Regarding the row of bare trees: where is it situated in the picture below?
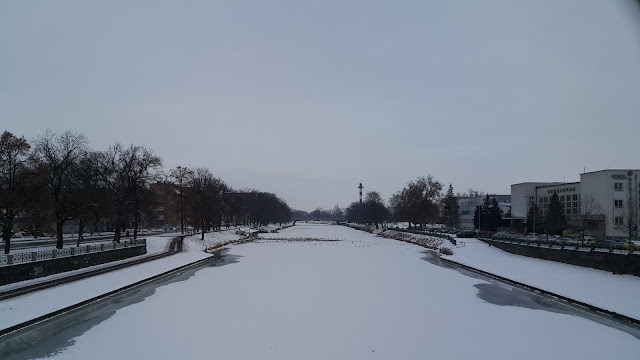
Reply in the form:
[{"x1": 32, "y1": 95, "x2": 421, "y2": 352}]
[
  {"x1": 1, "y1": 130, "x2": 291, "y2": 254},
  {"x1": 341, "y1": 176, "x2": 445, "y2": 230}
]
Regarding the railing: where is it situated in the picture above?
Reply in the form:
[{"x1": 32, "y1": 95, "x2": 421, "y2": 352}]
[
  {"x1": 0, "y1": 239, "x2": 147, "y2": 266},
  {"x1": 480, "y1": 236, "x2": 640, "y2": 256}
]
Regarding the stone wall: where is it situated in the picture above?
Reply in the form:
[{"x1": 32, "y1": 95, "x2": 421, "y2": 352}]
[
  {"x1": 0, "y1": 245, "x2": 146, "y2": 285},
  {"x1": 480, "y1": 239, "x2": 640, "y2": 276}
]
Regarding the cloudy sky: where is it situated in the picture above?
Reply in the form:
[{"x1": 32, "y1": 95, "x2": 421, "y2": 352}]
[{"x1": 2, "y1": 0, "x2": 639, "y2": 211}]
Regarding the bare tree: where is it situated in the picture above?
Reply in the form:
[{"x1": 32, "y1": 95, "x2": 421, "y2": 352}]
[
  {"x1": 331, "y1": 204, "x2": 344, "y2": 219},
  {"x1": 34, "y1": 130, "x2": 88, "y2": 249},
  {"x1": 613, "y1": 203, "x2": 638, "y2": 246},
  {"x1": 0, "y1": 131, "x2": 31, "y2": 253},
  {"x1": 189, "y1": 168, "x2": 228, "y2": 239},
  {"x1": 97, "y1": 144, "x2": 162, "y2": 242},
  {"x1": 457, "y1": 188, "x2": 485, "y2": 198},
  {"x1": 169, "y1": 166, "x2": 193, "y2": 234},
  {"x1": 390, "y1": 176, "x2": 442, "y2": 228},
  {"x1": 365, "y1": 191, "x2": 389, "y2": 228},
  {"x1": 570, "y1": 194, "x2": 604, "y2": 242}
]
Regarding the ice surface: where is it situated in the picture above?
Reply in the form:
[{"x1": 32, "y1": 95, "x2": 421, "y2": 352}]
[{"x1": 19, "y1": 224, "x2": 639, "y2": 360}]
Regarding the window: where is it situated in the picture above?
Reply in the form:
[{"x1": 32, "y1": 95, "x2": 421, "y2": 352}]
[
  {"x1": 572, "y1": 194, "x2": 578, "y2": 201},
  {"x1": 560, "y1": 196, "x2": 565, "y2": 201},
  {"x1": 614, "y1": 216, "x2": 624, "y2": 225},
  {"x1": 614, "y1": 199, "x2": 623, "y2": 208},
  {"x1": 573, "y1": 201, "x2": 577, "y2": 208},
  {"x1": 614, "y1": 183, "x2": 623, "y2": 191}
]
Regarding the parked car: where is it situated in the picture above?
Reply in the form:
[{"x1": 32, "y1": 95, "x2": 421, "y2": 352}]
[{"x1": 456, "y1": 231, "x2": 476, "y2": 238}]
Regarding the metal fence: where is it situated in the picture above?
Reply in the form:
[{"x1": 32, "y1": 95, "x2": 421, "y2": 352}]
[
  {"x1": 481, "y1": 236, "x2": 640, "y2": 256},
  {"x1": 0, "y1": 239, "x2": 147, "y2": 266}
]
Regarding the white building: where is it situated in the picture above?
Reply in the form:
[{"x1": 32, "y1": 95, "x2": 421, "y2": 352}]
[
  {"x1": 510, "y1": 169, "x2": 640, "y2": 239},
  {"x1": 457, "y1": 195, "x2": 511, "y2": 230}
]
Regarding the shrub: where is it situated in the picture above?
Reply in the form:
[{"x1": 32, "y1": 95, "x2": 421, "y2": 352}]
[{"x1": 439, "y1": 247, "x2": 453, "y2": 255}]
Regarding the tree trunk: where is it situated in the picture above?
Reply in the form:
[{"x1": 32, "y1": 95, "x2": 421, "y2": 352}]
[
  {"x1": 2, "y1": 222, "x2": 12, "y2": 255},
  {"x1": 114, "y1": 207, "x2": 122, "y2": 243},
  {"x1": 77, "y1": 217, "x2": 85, "y2": 247},
  {"x1": 133, "y1": 186, "x2": 139, "y2": 240},
  {"x1": 56, "y1": 220, "x2": 64, "y2": 249},
  {"x1": 2, "y1": 211, "x2": 14, "y2": 254},
  {"x1": 133, "y1": 206, "x2": 139, "y2": 240}
]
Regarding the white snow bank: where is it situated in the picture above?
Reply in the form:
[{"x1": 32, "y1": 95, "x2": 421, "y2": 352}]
[{"x1": 448, "y1": 237, "x2": 640, "y2": 319}]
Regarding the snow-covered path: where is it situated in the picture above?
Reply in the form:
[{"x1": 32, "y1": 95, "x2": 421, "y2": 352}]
[
  {"x1": 26, "y1": 224, "x2": 639, "y2": 360},
  {"x1": 0, "y1": 230, "x2": 244, "y2": 329}
]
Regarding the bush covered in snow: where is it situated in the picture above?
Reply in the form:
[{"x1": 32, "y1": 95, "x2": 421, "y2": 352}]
[{"x1": 378, "y1": 230, "x2": 443, "y2": 250}]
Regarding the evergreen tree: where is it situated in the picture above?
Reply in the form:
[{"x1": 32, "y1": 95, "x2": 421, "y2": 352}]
[
  {"x1": 473, "y1": 195, "x2": 503, "y2": 231},
  {"x1": 545, "y1": 192, "x2": 566, "y2": 235},
  {"x1": 442, "y1": 184, "x2": 459, "y2": 228},
  {"x1": 473, "y1": 196, "x2": 489, "y2": 230},
  {"x1": 486, "y1": 197, "x2": 503, "y2": 231}
]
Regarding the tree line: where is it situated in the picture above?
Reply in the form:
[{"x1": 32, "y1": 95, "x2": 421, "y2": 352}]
[{"x1": 0, "y1": 130, "x2": 291, "y2": 254}]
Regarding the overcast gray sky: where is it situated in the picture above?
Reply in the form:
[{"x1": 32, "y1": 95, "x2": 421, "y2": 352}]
[{"x1": 2, "y1": 0, "x2": 639, "y2": 211}]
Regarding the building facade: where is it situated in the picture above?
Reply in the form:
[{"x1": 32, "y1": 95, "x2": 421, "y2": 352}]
[
  {"x1": 510, "y1": 169, "x2": 639, "y2": 239},
  {"x1": 457, "y1": 195, "x2": 511, "y2": 230}
]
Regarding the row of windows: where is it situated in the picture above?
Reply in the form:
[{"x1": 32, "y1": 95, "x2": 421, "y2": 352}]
[
  {"x1": 560, "y1": 195, "x2": 579, "y2": 201},
  {"x1": 540, "y1": 194, "x2": 581, "y2": 204},
  {"x1": 614, "y1": 182, "x2": 640, "y2": 191}
]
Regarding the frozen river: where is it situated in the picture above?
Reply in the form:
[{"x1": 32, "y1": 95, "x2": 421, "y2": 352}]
[{"x1": 3, "y1": 224, "x2": 639, "y2": 359}]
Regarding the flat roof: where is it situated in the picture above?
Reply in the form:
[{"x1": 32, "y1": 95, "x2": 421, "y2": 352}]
[
  {"x1": 581, "y1": 169, "x2": 640, "y2": 175},
  {"x1": 536, "y1": 181, "x2": 580, "y2": 189},
  {"x1": 511, "y1": 182, "x2": 562, "y2": 186}
]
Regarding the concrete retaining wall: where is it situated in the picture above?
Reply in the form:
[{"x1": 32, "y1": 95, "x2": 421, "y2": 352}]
[
  {"x1": 0, "y1": 245, "x2": 146, "y2": 285},
  {"x1": 480, "y1": 238, "x2": 640, "y2": 276}
]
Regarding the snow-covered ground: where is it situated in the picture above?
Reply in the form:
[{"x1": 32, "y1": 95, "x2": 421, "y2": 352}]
[
  {"x1": 18, "y1": 224, "x2": 639, "y2": 359},
  {"x1": 0, "y1": 234, "x2": 177, "y2": 294},
  {"x1": 446, "y1": 236, "x2": 640, "y2": 319},
  {"x1": 0, "y1": 230, "x2": 243, "y2": 329}
]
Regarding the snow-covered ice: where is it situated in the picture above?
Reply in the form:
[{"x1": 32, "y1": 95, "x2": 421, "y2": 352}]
[
  {"x1": 447, "y1": 236, "x2": 640, "y2": 319},
  {"x1": 15, "y1": 223, "x2": 638, "y2": 360}
]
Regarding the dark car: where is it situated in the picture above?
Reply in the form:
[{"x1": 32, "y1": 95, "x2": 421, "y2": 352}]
[{"x1": 456, "y1": 231, "x2": 476, "y2": 238}]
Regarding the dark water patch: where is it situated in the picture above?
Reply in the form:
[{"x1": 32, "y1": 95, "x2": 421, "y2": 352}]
[
  {"x1": 1, "y1": 253, "x2": 241, "y2": 360},
  {"x1": 474, "y1": 283, "x2": 567, "y2": 314}
]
